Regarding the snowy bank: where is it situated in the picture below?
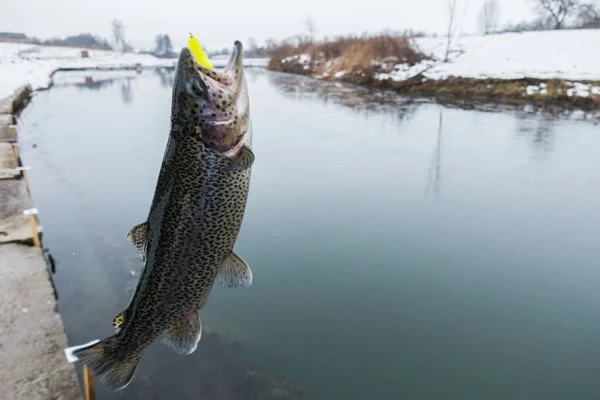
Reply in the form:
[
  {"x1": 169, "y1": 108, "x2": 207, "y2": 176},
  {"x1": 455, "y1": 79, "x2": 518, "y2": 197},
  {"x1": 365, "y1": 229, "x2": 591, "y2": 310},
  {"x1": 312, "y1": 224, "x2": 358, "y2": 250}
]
[
  {"x1": 0, "y1": 43, "x2": 268, "y2": 100},
  {"x1": 403, "y1": 29, "x2": 600, "y2": 82},
  {"x1": 268, "y1": 29, "x2": 600, "y2": 108}
]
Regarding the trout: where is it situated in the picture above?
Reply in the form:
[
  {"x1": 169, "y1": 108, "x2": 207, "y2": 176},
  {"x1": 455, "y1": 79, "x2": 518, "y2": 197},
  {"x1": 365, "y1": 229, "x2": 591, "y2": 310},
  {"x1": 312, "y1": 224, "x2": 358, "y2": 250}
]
[{"x1": 66, "y1": 41, "x2": 255, "y2": 390}]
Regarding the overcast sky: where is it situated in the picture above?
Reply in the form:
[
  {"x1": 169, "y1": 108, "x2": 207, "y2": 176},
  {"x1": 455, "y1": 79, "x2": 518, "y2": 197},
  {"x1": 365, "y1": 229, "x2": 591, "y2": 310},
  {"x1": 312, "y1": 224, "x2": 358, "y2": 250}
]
[{"x1": 2, "y1": 0, "x2": 534, "y2": 50}]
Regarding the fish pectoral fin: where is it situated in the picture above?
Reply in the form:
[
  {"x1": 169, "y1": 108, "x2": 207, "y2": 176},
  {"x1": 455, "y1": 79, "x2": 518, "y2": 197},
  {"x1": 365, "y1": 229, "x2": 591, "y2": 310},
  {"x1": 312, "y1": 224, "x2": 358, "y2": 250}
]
[
  {"x1": 161, "y1": 311, "x2": 202, "y2": 355},
  {"x1": 127, "y1": 222, "x2": 148, "y2": 262},
  {"x1": 229, "y1": 145, "x2": 254, "y2": 172},
  {"x1": 112, "y1": 311, "x2": 126, "y2": 330},
  {"x1": 216, "y1": 252, "x2": 253, "y2": 288}
]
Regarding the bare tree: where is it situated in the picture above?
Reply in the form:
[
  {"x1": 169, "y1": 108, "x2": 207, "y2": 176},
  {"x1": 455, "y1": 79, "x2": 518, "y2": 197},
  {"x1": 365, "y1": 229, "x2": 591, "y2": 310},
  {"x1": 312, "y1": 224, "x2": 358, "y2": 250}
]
[
  {"x1": 306, "y1": 17, "x2": 318, "y2": 43},
  {"x1": 576, "y1": 1, "x2": 600, "y2": 27},
  {"x1": 444, "y1": 0, "x2": 461, "y2": 62},
  {"x1": 247, "y1": 37, "x2": 258, "y2": 52},
  {"x1": 111, "y1": 19, "x2": 126, "y2": 52},
  {"x1": 532, "y1": 0, "x2": 579, "y2": 29},
  {"x1": 163, "y1": 35, "x2": 173, "y2": 54},
  {"x1": 479, "y1": 0, "x2": 500, "y2": 34},
  {"x1": 154, "y1": 34, "x2": 165, "y2": 55}
]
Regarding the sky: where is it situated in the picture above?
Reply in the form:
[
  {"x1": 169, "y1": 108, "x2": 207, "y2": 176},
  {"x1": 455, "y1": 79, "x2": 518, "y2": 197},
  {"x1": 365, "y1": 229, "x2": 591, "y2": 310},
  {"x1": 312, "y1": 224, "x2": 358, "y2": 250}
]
[{"x1": 1, "y1": 0, "x2": 534, "y2": 51}]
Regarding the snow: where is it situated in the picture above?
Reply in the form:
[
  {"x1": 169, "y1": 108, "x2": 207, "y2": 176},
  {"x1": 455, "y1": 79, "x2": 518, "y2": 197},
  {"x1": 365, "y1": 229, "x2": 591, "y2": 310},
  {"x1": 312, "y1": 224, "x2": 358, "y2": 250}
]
[
  {"x1": 383, "y1": 29, "x2": 600, "y2": 82},
  {"x1": 513, "y1": 82, "x2": 599, "y2": 98},
  {"x1": 0, "y1": 43, "x2": 268, "y2": 100},
  {"x1": 526, "y1": 85, "x2": 540, "y2": 95},
  {"x1": 281, "y1": 53, "x2": 311, "y2": 64}
]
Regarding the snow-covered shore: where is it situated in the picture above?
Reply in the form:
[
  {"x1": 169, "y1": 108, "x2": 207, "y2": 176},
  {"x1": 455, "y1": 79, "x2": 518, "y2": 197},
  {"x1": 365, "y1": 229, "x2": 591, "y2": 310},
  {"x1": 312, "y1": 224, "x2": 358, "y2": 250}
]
[
  {"x1": 393, "y1": 29, "x2": 600, "y2": 82},
  {"x1": 270, "y1": 29, "x2": 600, "y2": 107},
  {"x1": 0, "y1": 43, "x2": 268, "y2": 100}
]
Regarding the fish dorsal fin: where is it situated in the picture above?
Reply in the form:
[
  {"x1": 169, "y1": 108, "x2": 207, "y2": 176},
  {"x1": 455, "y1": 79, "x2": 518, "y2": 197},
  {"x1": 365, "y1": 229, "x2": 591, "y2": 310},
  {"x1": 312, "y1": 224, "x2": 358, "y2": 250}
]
[
  {"x1": 127, "y1": 222, "x2": 148, "y2": 262},
  {"x1": 216, "y1": 253, "x2": 253, "y2": 288},
  {"x1": 229, "y1": 146, "x2": 254, "y2": 172}
]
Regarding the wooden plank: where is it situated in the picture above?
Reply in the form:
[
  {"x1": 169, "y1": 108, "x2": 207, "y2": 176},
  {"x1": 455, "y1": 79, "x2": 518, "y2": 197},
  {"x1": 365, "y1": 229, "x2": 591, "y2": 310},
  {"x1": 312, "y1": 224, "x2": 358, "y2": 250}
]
[
  {"x1": 0, "y1": 143, "x2": 19, "y2": 179},
  {"x1": 0, "y1": 179, "x2": 42, "y2": 244},
  {"x1": 0, "y1": 96, "x2": 12, "y2": 114},
  {"x1": 0, "y1": 114, "x2": 13, "y2": 126},
  {"x1": 0, "y1": 114, "x2": 17, "y2": 143}
]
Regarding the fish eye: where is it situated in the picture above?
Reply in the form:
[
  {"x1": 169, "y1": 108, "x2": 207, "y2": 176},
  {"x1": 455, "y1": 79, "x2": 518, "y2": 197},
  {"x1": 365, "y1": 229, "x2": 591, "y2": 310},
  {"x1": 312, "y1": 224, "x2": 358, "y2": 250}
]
[{"x1": 187, "y1": 77, "x2": 205, "y2": 98}]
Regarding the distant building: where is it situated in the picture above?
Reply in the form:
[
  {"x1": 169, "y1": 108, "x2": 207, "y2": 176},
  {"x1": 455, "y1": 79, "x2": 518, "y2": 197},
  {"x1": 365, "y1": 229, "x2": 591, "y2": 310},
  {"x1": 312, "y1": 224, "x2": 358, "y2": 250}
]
[{"x1": 0, "y1": 32, "x2": 28, "y2": 43}]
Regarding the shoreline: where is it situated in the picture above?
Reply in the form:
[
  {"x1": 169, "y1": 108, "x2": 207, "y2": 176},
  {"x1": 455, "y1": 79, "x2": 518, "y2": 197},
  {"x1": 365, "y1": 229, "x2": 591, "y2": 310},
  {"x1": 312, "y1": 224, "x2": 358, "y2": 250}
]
[
  {"x1": 267, "y1": 66, "x2": 600, "y2": 113},
  {"x1": 0, "y1": 87, "x2": 81, "y2": 398},
  {"x1": 266, "y1": 30, "x2": 600, "y2": 113}
]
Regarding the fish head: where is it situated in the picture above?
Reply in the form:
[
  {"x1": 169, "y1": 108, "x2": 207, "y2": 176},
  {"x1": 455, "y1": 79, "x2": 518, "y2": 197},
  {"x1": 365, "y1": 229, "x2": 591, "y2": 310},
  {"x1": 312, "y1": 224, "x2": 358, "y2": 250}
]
[{"x1": 171, "y1": 41, "x2": 250, "y2": 155}]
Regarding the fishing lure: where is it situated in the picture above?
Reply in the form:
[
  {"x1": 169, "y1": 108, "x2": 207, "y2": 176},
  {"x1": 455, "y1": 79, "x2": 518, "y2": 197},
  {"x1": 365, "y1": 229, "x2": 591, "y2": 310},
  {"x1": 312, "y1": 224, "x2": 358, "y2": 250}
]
[{"x1": 188, "y1": 33, "x2": 214, "y2": 69}]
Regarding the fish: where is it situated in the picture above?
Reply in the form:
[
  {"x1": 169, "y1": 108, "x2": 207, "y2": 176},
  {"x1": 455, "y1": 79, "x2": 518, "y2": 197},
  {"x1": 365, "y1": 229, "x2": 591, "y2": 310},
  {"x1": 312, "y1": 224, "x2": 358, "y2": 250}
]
[{"x1": 66, "y1": 41, "x2": 255, "y2": 391}]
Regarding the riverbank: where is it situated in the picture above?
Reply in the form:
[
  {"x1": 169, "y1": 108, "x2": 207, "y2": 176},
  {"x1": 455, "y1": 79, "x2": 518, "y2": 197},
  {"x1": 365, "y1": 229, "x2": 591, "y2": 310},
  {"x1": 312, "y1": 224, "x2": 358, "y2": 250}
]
[
  {"x1": 0, "y1": 42, "x2": 268, "y2": 98},
  {"x1": 0, "y1": 88, "x2": 80, "y2": 399},
  {"x1": 267, "y1": 29, "x2": 600, "y2": 111}
]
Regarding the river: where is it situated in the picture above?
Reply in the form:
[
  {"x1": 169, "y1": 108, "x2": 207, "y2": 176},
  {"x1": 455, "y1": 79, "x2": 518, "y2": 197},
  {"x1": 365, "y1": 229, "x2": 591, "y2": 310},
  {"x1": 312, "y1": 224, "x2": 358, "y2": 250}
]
[{"x1": 18, "y1": 68, "x2": 600, "y2": 400}]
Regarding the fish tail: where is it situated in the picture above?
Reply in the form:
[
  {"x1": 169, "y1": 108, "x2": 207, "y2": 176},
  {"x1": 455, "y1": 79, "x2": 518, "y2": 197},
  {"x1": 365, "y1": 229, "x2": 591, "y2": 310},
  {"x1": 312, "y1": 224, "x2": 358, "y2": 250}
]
[{"x1": 72, "y1": 335, "x2": 141, "y2": 391}]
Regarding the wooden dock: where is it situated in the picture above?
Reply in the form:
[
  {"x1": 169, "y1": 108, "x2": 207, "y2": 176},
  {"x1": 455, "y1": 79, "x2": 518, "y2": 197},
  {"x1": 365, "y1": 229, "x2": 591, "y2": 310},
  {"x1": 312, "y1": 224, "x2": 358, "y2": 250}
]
[{"x1": 0, "y1": 87, "x2": 81, "y2": 400}]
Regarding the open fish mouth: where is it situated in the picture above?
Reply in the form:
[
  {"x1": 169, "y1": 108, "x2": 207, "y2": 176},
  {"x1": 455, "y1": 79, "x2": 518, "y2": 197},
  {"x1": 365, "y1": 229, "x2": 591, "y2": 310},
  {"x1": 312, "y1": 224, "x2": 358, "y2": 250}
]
[
  {"x1": 172, "y1": 41, "x2": 249, "y2": 154},
  {"x1": 186, "y1": 40, "x2": 244, "y2": 90}
]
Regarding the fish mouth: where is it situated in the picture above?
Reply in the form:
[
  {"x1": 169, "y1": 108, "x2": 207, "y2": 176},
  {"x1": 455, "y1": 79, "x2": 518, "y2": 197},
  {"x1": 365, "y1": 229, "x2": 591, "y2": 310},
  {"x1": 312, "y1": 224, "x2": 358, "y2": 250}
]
[
  {"x1": 172, "y1": 41, "x2": 248, "y2": 153},
  {"x1": 181, "y1": 40, "x2": 244, "y2": 88}
]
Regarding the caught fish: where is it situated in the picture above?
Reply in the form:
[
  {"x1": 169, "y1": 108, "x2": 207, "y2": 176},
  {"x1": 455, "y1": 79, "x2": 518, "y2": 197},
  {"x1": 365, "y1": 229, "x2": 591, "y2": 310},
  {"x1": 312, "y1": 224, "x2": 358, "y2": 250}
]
[{"x1": 65, "y1": 41, "x2": 255, "y2": 390}]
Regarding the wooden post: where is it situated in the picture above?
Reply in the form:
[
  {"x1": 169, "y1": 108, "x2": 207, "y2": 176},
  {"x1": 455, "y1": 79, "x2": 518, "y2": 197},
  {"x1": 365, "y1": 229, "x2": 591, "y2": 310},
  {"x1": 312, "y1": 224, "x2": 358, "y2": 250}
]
[
  {"x1": 27, "y1": 214, "x2": 41, "y2": 248},
  {"x1": 83, "y1": 364, "x2": 96, "y2": 400}
]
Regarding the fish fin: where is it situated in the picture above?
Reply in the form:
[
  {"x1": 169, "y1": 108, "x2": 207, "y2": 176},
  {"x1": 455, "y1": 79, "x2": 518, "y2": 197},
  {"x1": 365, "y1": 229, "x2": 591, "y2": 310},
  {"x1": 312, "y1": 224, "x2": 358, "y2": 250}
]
[
  {"x1": 112, "y1": 311, "x2": 126, "y2": 330},
  {"x1": 216, "y1": 252, "x2": 253, "y2": 288},
  {"x1": 72, "y1": 336, "x2": 141, "y2": 391},
  {"x1": 127, "y1": 222, "x2": 148, "y2": 262},
  {"x1": 229, "y1": 146, "x2": 254, "y2": 172},
  {"x1": 161, "y1": 311, "x2": 202, "y2": 355}
]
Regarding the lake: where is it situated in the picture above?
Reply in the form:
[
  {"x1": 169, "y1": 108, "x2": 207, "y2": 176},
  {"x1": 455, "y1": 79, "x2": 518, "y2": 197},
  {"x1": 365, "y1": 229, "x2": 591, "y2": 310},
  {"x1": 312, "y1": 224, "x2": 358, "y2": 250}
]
[{"x1": 18, "y1": 68, "x2": 600, "y2": 400}]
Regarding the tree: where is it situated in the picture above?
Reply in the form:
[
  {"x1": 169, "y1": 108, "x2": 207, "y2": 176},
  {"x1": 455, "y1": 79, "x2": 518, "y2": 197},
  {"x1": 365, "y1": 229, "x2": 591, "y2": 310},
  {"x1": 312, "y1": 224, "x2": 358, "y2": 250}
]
[
  {"x1": 154, "y1": 34, "x2": 164, "y2": 55},
  {"x1": 444, "y1": 0, "x2": 460, "y2": 62},
  {"x1": 479, "y1": 0, "x2": 500, "y2": 34},
  {"x1": 163, "y1": 35, "x2": 173, "y2": 54},
  {"x1": 306, "y1": 17, "x2": 317, "y2": 43},
  {"x1": 154, "y1": 34, "x2": 174, "y2": 57},
  {"x1": 576, "y1": 1, "x2": 600, "y2": 27},
  {"x1": 532, "y1": 0, "x2": 579, "y2": 29},
  {"x1": 247, "y1": 37, "x2": 258, "y2": 52},
  {"x1": 111, "y1": 19, "x2": 126, "y2": 52}
]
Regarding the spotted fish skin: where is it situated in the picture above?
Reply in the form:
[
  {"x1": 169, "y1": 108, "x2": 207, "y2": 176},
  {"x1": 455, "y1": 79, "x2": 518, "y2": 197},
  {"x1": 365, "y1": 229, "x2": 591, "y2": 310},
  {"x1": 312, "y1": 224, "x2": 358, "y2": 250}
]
[{"x1": 71, "y1": 42, "x2": 254, "y2": 391}]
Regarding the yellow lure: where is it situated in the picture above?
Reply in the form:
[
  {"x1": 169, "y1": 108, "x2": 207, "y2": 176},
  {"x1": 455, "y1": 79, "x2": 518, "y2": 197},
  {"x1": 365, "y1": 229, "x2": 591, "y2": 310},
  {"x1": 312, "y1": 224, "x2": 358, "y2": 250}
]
[{"x1": 188, "y1": 33, "x2": 214, "y2": 69}]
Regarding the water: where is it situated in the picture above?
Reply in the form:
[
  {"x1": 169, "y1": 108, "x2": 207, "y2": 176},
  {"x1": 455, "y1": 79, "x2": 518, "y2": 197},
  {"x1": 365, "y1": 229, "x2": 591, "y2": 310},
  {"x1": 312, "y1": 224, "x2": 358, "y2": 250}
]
[{"x1": 17, "y1": 69, "x2": 600, "y2": 400}]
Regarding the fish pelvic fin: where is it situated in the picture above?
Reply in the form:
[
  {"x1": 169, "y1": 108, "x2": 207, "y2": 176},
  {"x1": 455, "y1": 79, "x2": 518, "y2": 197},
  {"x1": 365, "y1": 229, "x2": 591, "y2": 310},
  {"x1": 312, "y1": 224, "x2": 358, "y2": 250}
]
[
  {"x1": 127, "y1": 222, "x2": 148, "y2": 262},
  {"x1": 112, "y1": 311, "x2": 126, "y2": 330},
  {"x1": 161, "y1": 311, "x2": 202, "y2": 355},
  {"x1": 72, "y1": 335, "x2": 142, "y2": 391},
  {"x1": 216, "y1": 252, "x2": 253, "y2": 288}
]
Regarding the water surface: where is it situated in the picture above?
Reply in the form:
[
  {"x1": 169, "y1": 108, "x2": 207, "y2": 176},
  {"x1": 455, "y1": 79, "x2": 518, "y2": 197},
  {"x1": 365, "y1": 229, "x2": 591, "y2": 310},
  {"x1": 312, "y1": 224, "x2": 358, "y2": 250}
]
[{"x1": 18, "y1": 69, "x2": 600, "y2": 400}]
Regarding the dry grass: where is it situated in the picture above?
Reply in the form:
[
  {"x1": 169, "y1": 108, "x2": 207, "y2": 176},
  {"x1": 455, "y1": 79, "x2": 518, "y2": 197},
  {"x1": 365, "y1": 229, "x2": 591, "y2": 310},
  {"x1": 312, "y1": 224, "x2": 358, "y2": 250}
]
[
  {"x1": 268, "y1": 35, "x2": 429, "y2": 83},
  {"x1": 267, "y1": 35, "x2": 600, "y2": 110},
  {"x1": 385, "y1": 77, "x2": 600, "y2": 110}
]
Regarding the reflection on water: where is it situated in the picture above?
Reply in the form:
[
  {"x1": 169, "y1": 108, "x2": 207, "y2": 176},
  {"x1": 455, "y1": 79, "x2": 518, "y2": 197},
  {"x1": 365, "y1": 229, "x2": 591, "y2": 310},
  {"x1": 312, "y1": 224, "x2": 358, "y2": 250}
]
[
  {"x1": 154, "y1": 68, "x2": 174, "y2": 88},
  {"x1": 426, "y1": 111, "x2": 443, "y2": 197},
  {"x1": 18, "y1": 69, "x2": 600, "y2": 400},
  {"x1": 267, "y1": 71, "x2": 420, "y2": 122},
  {"x1": 515, "y1": 113, "x2": 556, "y2": 154}
]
